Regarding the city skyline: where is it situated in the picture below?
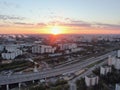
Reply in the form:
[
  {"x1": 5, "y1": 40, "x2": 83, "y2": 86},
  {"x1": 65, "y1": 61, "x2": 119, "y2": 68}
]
[{"x1": 0, "y1": 0, "x2": 120, "y2": 34}]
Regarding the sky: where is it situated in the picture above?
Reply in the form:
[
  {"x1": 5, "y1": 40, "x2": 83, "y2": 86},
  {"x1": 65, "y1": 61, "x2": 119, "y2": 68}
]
[{"x1": 0, "y1": 0, "x2": 120, "y2": 34}]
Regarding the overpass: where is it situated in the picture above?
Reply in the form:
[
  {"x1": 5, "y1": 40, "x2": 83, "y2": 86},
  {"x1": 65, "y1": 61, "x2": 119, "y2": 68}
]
[{"x1": 0, "y1": 51, "x2": 116, "y2": 90}]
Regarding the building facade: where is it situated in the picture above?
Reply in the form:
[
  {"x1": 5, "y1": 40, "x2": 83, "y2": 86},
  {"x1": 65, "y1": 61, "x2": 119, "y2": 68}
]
[
  {"x1": 114, "y1": 59, "x2": 120, "y2": 70},
  {"x1": 108, "y1": 55, "x2": 116, "y2": 66},
  {"x1": 2, "y1": 49, "x2": 22, "y2": 60},
  {"x1": 58, "y1": 43, "x2": 77, "y2": 50},
  {"x1": 32, "y1": 45, "x2": 56, "y2": 54},
  {"x1": 85, "y1": 74, "x2": 99, "y2": 87},
  {"x1": 100, "y1": 66, "x2": 111, "y2": 75},
  {"x1": 116, "y1": 84, "x2": 120, "y2": 90},
  {"x1": 108, "y1": 55, "x2": 120, "y2": 70}
]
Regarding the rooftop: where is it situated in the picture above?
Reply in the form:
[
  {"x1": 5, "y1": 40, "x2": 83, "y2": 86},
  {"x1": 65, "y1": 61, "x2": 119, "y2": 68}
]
[{"x1": 86, "y1": 74, "x2": 97, "y2": 78}]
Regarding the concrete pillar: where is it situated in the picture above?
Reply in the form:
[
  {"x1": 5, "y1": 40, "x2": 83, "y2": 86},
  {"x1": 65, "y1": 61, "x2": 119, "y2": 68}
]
[
  {"x1": 33, "y1": 80, "x2": 35, "y2": 83},
  {"x1": 18, "y1": 83, "x2": 21, "y2": 88},
  {"x1": 33, "y1": 65, "x2": 38, "y2": 72},
  {"x1": 6, "y1": 84, "x2": 9, "y2": 90},
  {"x1": 18, "y1": 83, "x2": 22, "y2": 90}
]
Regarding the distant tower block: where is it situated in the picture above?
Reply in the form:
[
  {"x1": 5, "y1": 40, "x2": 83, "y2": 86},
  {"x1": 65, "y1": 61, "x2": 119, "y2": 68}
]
[
  {"x1": 108, "y1": 55, "x2": 116, "y2": 66},
  {"x1": 117, "y1": 50, "x2": 120, "y2": 58},
  {"x1": 115, "y1": 59, "x2": 120, "y2": 70},
  {"x1": 108, "y1": 55, "x2": 112, "y2": 65},
  {"x1": 33, "y1": 65, "x2": 38, "y2": 72},
  {"x1": 108, "y1": 55, "x2": 111, "y2": 58},
  {"x1": 116, "y1": 83, "x2": 120, "y2": 90},
  {"x1": 108, "y1": 55, "x2": 112, "y2": 60}
]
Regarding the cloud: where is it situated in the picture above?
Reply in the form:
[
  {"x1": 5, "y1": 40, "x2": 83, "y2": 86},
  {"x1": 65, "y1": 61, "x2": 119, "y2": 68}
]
[
  {"x1": 93, "y1": 23, "x2": 120, "y2": 29},
  {"x1": 0, "y1": 14, "x2": 119, "y2": 30},
  {"x1": 13, "y1": 22, "x2": 35, "y2": 28},
  {"x1": 46, "y1": 16, "x2": 120, "y2": 30},
  {"x1": 13, "y1": 22, "x2": 46, "y2": 28},
  {"x1": 45, "y1": 16, "x2": 91, "y2": 27},
  {"x1": 37, "y1": 23, "x2": 46, "y2": 26},
  {"x1": 61, "y1": 20, "x2": 91, "y2": 27},
  {"x1": 0, "y1": 15, "x2": 25, "y2": 21},
  {"x1": 43, "y1": 16, "x2": 120, "y2": 30},
  {"x1": 55, "y1": 17, "x2": 120, "y2": 30},
  {"x1": 14, "y1": 22, "x2": 34, "y2": 26}
]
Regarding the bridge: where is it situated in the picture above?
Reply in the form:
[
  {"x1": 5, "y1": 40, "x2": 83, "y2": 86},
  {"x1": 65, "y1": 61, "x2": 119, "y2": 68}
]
[{"x1": 0, "y1": 51, "x2": 116, "y2": 90}]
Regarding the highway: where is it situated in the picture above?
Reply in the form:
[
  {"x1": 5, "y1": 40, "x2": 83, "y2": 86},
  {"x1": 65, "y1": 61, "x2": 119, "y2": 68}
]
[
  {"x1": 0, "y1": 51, "x2": 116, "y2": 85},
  {"x1": 69, "y1": 60, "x2": 107, "y2": 90}
]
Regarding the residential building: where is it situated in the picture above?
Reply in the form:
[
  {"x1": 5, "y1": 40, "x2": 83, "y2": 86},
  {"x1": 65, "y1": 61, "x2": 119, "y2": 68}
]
[
  {"x1": 0, "y1": 45, "x2": 4, "y2": 51},
  {"x1": 32, "y1": 45, "x2": 56, "y2": 54},
  {"x1": 58, "y1": 43, "x2": 77, "y2": 50},
  {"x1": 108, "y1": 55, "x2": 120, "y2": 70},
  {"x1": 85, "y1": 74, "x2": 99, "y2": 87},
  {"x1": 108, "y1": 55, "x2": 116, "y2": 66},
  {"x1": 1, "y1": 49, "x2": 22, "y2": 60},
  {"x1": 100, "y1": 66, "x2": 111, "y2": 75},
  {"x1": 116, "y1": 84, "x2": 120, "y2": 90},
  {"x1": 114, "y1": 59, "x2": 120, "y2": 70},
  {"x1": 117, "y1": 50, "x2": 120, "y2": 58}
]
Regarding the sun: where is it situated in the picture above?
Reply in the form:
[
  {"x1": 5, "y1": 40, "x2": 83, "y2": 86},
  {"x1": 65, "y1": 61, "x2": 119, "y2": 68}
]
[{"x1": 51, "y1": 26, "x2": 61, "y2": 35}]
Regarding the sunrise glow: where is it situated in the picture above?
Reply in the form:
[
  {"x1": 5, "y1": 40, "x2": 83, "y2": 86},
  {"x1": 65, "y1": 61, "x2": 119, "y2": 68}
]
[
  {"x1": 51, "y1": 26, "x2": 61, "y2": 35},
  {"x1": 0, "y1": 0, "x2": 119, "y2": 34}
]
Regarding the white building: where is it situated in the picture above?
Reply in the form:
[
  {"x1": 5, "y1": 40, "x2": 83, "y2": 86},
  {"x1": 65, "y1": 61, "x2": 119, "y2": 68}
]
[
  {"x1": 58, "y1": 43, "x2": 77, "y2": 50},
  {"x1": 33, "y1": 65, "x2": 38, "y2": 72},
  {"x1": 116, "y1": 84, "x2": 120, "y2": 90},
  {"x1": 32, "y1": 46, "x2": 41, "y2": 53},
  {"x1": 5, "y1": 45, "x2": 18, "y2": 52},
  {"x1": 85, "y1": 74, "x2": 99, "y2": 87},
  {"x1": 117, "y1": 50, "x2": 120, "y2": 58},
  {"x1": 0, "y1": 45, "x2": 4, "y2": 51},
  {"x1": 32, "y1": 45, "x2": 56, "y2": 54},
  {"x1": 1, "y1": 49, "x2": 23, "y2": 60},
  {"x1": 100, "y1": 66, "x2": 111, "y2": 75},
  {"x1": 108, "y1": 55, "x2": 116, "y2": 66},
  {"x1": 108, "y1": 55, "x2": 120, "y2": 70},
  {"x1": 114, "y1": 59, "x2": 120, "y2": 70}
]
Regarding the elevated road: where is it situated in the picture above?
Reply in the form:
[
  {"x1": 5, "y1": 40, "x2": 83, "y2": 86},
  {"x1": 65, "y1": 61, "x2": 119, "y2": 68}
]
[
  {"x1": 0, "y1": 51, "x2": 116, "y2": 85},
  {"x1": 69, "y1": 60, "x2": 107, "y2": 90}
]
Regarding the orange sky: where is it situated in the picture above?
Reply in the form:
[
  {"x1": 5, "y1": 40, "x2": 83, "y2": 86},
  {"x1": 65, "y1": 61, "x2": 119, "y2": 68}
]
[
  {"x1": 0, "y1": 25, "x2": 120, "y2": 34},
  {"x1": 0, "y1": 0, "x2": 119, "y2": 34}
]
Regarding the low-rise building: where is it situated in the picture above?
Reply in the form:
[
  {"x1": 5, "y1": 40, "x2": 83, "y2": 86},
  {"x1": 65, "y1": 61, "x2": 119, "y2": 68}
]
[
  {"x1": 32, "y1": 45, "x2": 41, "y2": 53},
  {"x1": 5, "y1": 45, "x2": 17, "y2": 52},
  {"x1": 114, "y1": 59, "x2": 120, "y2": 70},
  {"x1": 0, "y1": 45, "x2": 4, "y2": 51},
  {"x1": 1, "y1": 49, "x2": 23, "y2": 60},
  {"x1": 117, "y1": 50, "x2": 120, "y2": 58},
  {"x1": 108, "y1": 55, "x2": 116, "y2": 66},
  {"x1": 100, "y1": 65, "x2": 111, "y2": 75},
  {"x1": 58, "y1": 43, "x2": 77, "y2": 50},
  {"x1": 108, "y1": 55, "x2": 120, "y2": 70},
  {"x1": 33, "y1": 65, "x2": 38, "y2": 72},
  {"x1": 85, "y1": 74, "x2": 99, "y2": 87},
  {"x1": 32, "y1": 45, "x2": 56, "y2": 54},
  {"x1": 116, "y1": 83, "x2": 120, "y2": 90}
]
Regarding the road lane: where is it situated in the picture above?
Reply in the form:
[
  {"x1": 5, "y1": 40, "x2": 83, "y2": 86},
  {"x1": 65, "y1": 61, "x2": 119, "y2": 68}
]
[{"x1": 0, "y1": 51, "x2": 116, "y2": 85}]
